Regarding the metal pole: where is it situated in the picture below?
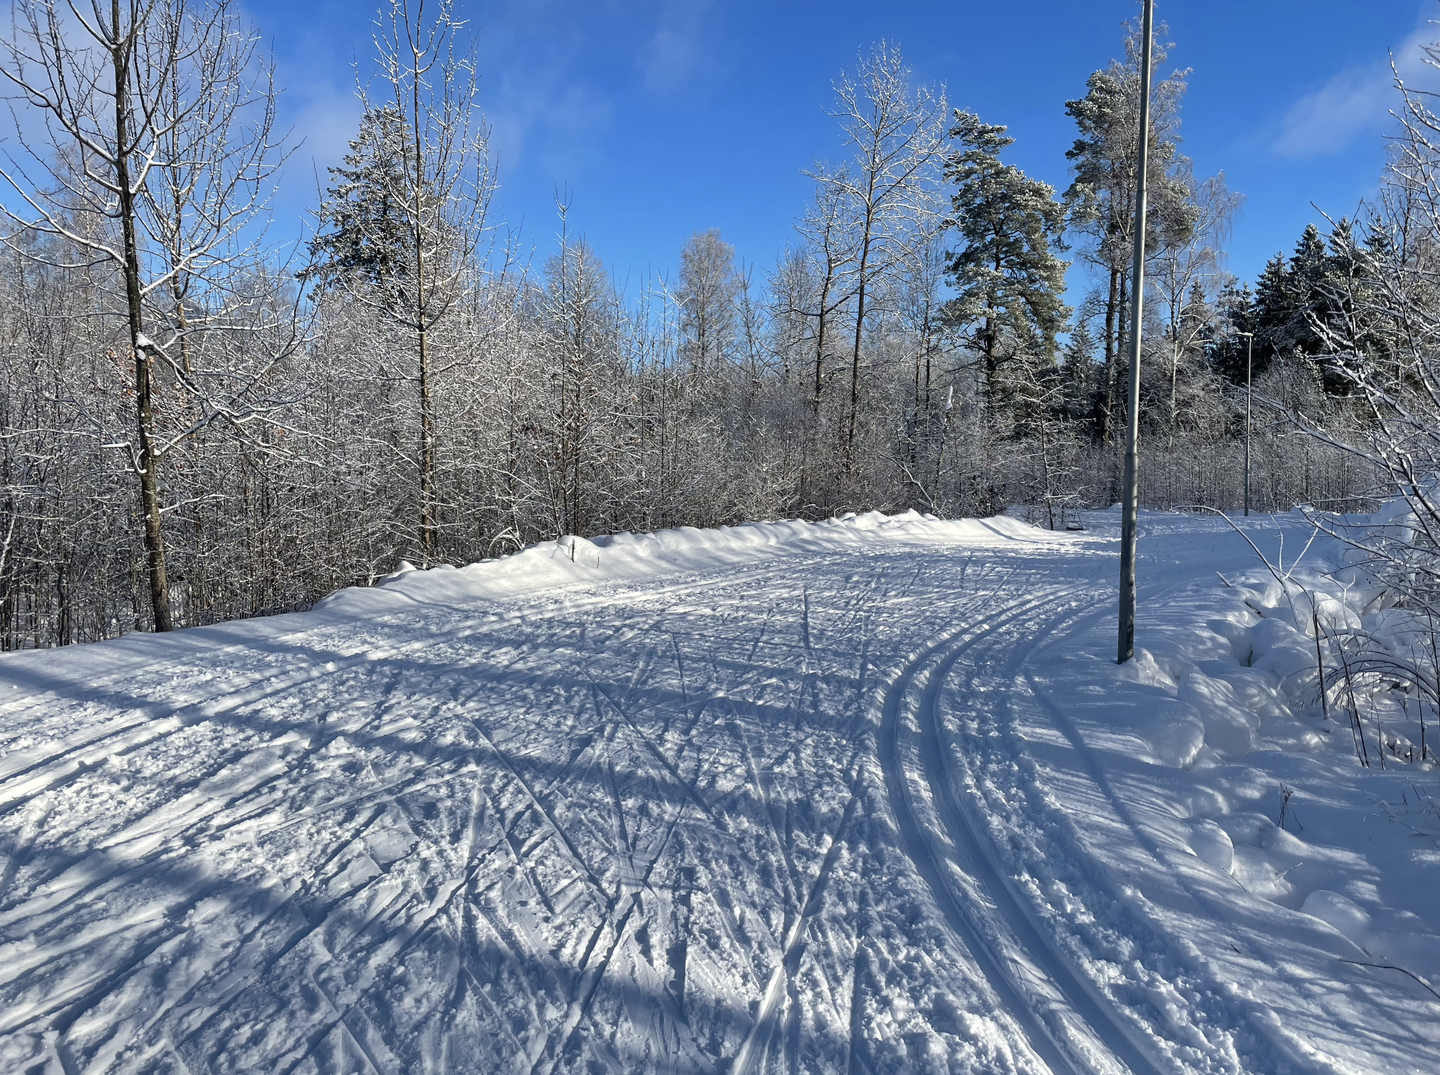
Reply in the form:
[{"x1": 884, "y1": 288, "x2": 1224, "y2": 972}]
[
  {"x1": 1117, "y1": 0, "x2": 1154, "y2": 664},
  {"x1": 1243, "y1": 332, "x2": 1253, "y2": 517}
]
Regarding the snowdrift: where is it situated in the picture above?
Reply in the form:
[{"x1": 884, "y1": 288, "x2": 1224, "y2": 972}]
[
  {"x1": 1041, "y1": 509, "x2": 1440, "y2": 1072},
  {"x1": 319, "y1": 509, "x2": 1053, "y2": 618}
]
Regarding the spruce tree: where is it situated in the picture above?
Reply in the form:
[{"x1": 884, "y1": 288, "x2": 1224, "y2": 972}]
[
  {"x1": 1251, "y1": 252, "x2": 1292, "y2": 369},
  {"x1": 1247, "y1": 223, "x2": 1350, "y2": 390},
  {"x1": 1355, "y1": 222, "x2": 1398, "y2": 380},
  {"x1": 1288, "y1": 223, "x2": 1330, "y2": 358},
  {"x1": 1210, "y1": 281, "x2": 1257, "y2": 384},
  {"x1": 299, "y1": 0, "x2": 493, "y2": 562},
  {"x1": 305, "y1": 106, "x2": 416, "y2": 297},
  {"x1": 1314, "y1": 218, "x2": 1389, "y2": 391},
  {"x1": 1060, "y1": 317, "x2": 1102, "y2": 430}
]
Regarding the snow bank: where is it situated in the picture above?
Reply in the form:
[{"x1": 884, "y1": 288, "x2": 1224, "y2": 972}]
[
  {"x1": 910, "y1": 508, "x2": 1440, "y2": 1074},
  {"x1": 317, "y1": 510, "x2": 1053, "y2": 618},
  {"x1": 1095, "y1": 509, "x2": 1440, "y2": 1060},
  {"x1": 0, "y1": 510, "x2": 1057, "y2": 734}
]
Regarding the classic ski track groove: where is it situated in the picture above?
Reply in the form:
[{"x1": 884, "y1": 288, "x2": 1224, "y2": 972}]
[
  {"x1": 919, "y1": 585, "x2": 1168, "y2": 1075},
  {"x1": 879, "y1": 574, "x2": 1169, "y2": 1075},
  {"x1": 881, "y1": 584, "x2": 1088, "y2": 1075}
]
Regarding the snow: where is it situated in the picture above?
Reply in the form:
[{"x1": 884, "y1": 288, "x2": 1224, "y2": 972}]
[{"x1": 0, "y1": 507, "x2": 1436, "y2": 1073}]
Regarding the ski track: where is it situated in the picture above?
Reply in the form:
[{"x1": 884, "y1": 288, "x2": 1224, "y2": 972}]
[
  {"x1": 879, "y1": 577, "x2": 1169, "y2": 1075},
  {"x1": 0, "y1": 522, "x2": 1302, "y2": 1074}
]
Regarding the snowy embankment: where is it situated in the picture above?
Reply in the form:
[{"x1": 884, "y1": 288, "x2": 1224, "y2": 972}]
[
  {"x1": 336, "y1": 511, "x2": 1042, "y2": 611},
  {"x1": 942, "y1": 510, "x2": 1440, "y2": 1075},
  {"x1": 0, "y1": 508, "x2": 1436, "y2": 1074}
]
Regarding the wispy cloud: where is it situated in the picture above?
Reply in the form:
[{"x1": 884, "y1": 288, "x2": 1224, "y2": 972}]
[
  {"x1": 640, "y1": 0, "x2": 717, "y2": 95},
  {"x1": 486, "y1": 73, "x2": 615, "y2": 184},
  {"x1": 466, "y1": 1, "x2": 615, "y2": 186},
  {"x1": 1277, "y1": 18, "x2": 1440, "y2": 157},
  {"x1": 285, "y1": 81, "x2": 364, "y2": 181}
]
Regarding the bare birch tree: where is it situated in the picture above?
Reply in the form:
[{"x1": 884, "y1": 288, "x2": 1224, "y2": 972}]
[
  {"x1": 794, "y1": 167, "x2": 858, "y2": 424},
  {"x1": 676, "y1": 228, "x2": 738, "y2": 374},
  {"x1": 821, "y1": 43, "x2": 946, "y2": 464},
  {"x1": 1150, "y1": 167, "x2": 1239, "y2": 442},
  {"x1": 0, "y1": 0, "x2": 287, "y2": 631}
]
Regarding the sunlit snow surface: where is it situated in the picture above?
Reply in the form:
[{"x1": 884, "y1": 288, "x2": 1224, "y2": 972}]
[{"x1": 0, "y1": 510, "x2": 1436, "y2": 1074}]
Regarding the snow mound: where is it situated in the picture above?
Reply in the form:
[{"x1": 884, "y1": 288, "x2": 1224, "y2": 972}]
[
  {"x1": 1187, "y1": 818, "x2": 1235, "y2": 874},
  {"x1": 1081, "y1": 506, "x2": 1440, "y2": 1069},
  {"x1": 320, "y1": 510, "x2": 1056, "y2": 618},
  {"x1": 1302, "y1": 889, "x2": 1371, "y2": 950}
]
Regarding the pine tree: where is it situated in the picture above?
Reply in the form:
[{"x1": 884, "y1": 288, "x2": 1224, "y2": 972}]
[
  {"x1": 944, "y1": 109, "x2": 1069, "y2": 426},
  {"x1": 1064, "y1": 19, "x2": 1196, "y2": 442}
]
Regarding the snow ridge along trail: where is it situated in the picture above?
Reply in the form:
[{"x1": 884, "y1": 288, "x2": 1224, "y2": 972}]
[{"x1": 0, "y1": 510, "x2": 1427, "y2": 1074}]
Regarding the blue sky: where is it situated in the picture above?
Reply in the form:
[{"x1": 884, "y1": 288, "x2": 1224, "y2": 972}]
[{"x1": 248, "y1": 0, "x2": 1435, "y2": 299}]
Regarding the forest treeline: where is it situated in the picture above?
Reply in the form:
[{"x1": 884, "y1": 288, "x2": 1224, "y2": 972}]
[{"x1": 0, "y1": 0, "x2": 1416, "y2": 647}]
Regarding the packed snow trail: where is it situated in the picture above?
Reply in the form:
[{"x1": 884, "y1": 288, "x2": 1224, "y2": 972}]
[{"x1": 0, "y1": 511, "x2": 1436, "y2": 1074}]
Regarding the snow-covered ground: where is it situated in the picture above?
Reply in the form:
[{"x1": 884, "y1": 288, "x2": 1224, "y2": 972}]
[{"x1": 0, "y1": 509, "x2": 1436, "y2": 1074}]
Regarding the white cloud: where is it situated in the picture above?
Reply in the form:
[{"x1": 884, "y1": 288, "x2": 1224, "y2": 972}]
[
  {"x1": 640, "y1": 0, "x2": 716, "y2": 95},
  {"x1": 485, "y1": 71, "x2": 615, "y2": 183},
  {"x1": 285, "y1": 81, "x2": 364, "y2": 179},
  {"x1": 1277, "y1": 19, "x2": 1440, "y2": 157},
  {"x1": 459, "y1": 1, "x2": 616, "y2": 186}
]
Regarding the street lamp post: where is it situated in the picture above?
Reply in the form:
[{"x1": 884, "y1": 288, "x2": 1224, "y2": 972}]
[
  {"x1": 1117, "y1": 0, "x2": 1155, "y2": 665},
  {"x1": 1237, "y1": 331, "x2": 1253, "y2": 517}
]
